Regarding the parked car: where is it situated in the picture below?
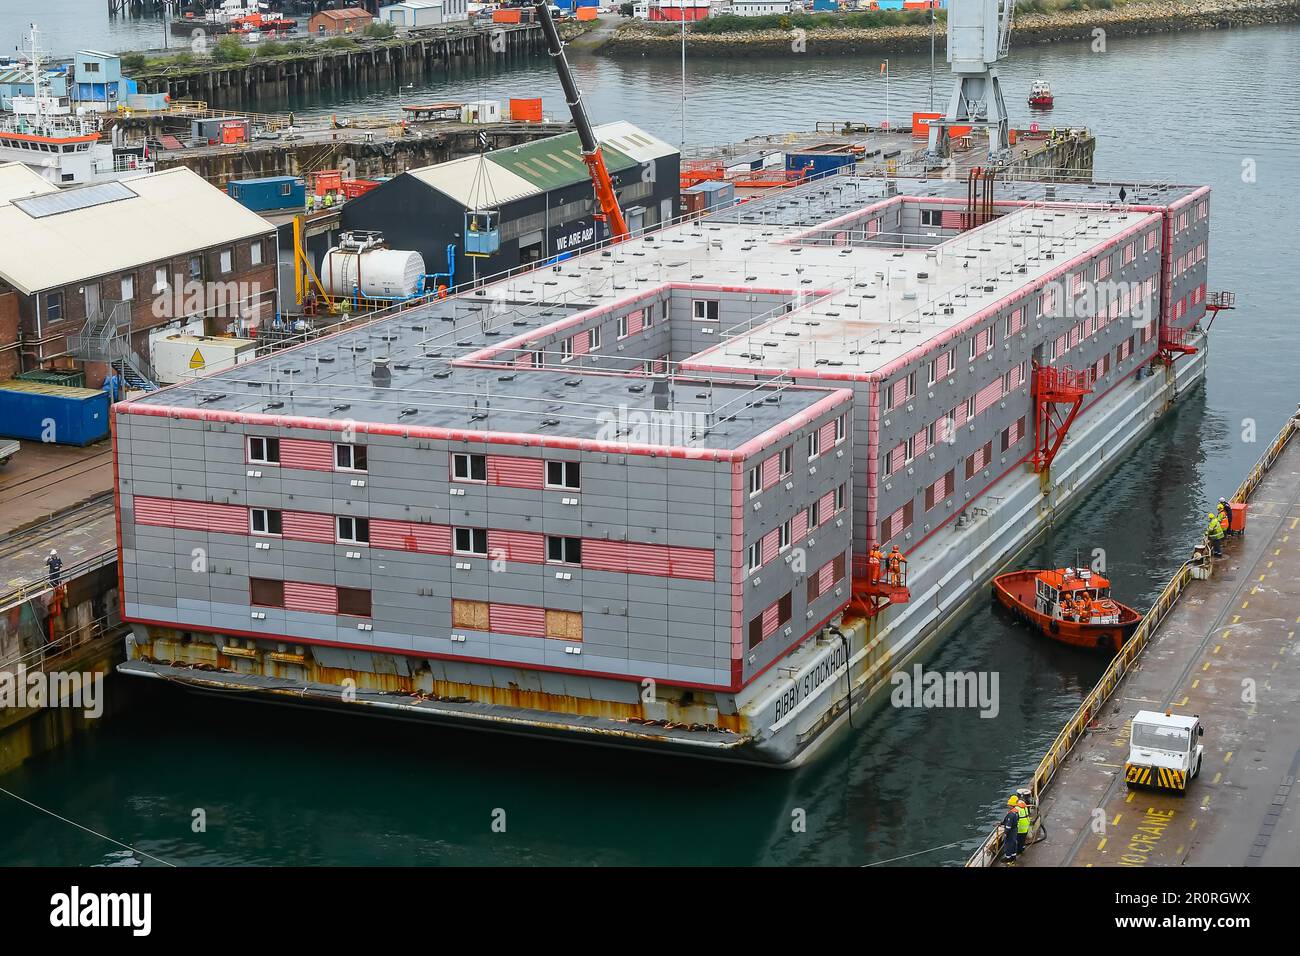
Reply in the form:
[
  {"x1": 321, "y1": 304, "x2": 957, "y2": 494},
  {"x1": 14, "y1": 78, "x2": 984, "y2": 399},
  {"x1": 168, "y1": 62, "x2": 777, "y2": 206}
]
[{"x1": 0, "y1": 438, "x2": 19, "y2": 467}]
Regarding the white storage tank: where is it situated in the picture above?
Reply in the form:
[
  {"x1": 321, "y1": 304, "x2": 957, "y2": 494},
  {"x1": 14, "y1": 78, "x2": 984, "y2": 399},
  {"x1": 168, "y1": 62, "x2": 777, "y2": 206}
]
[{"x1": 320, "y1": 232, "x2": 426, "y2": 299}]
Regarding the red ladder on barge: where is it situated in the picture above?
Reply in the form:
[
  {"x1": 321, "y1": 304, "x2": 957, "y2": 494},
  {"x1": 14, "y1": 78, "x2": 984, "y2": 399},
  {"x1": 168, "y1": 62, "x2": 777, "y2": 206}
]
[{"x1": 1031, "y1": 363, "x2": 1093, "y2": 473}]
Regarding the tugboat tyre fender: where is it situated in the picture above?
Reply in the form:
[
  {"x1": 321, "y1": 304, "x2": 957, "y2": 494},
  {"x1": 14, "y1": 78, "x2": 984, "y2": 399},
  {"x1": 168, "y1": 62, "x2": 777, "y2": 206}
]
[{"x1": 1049, "y1": 619, "x2": 1060, "y2": 635}]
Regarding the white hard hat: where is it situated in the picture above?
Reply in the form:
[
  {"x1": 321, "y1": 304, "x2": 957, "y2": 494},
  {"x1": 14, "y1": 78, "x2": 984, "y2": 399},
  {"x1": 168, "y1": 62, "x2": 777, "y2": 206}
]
[{"x1": 49, "y1": 549, "x2": 58, "y2": 555}]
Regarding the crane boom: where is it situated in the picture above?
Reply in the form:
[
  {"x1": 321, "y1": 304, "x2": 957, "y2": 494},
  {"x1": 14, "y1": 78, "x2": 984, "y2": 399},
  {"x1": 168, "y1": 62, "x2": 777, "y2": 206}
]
[{"x1": 535, "y1": 3, "x2": 629, "y2": 242}]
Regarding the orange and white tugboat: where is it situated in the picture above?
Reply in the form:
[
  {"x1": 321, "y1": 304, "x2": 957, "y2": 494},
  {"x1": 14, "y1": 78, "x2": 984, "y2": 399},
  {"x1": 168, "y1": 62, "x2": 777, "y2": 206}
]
[
  {"x1": 993, "y1": 566, "x2": 1140, "y2": 654},
  {"x1": 1028, "y1": 80, "x2": 1054, "y2": 110}
]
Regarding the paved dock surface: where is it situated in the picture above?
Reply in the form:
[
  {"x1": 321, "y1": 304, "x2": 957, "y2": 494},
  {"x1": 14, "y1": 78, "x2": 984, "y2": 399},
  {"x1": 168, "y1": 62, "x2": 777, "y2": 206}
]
[
  {"x1": 1023, "y1": 429, "x2": 1300, "y2": 867},
  {"x1": 0, "y1": 442, "x2": 116, "y2": 594}
]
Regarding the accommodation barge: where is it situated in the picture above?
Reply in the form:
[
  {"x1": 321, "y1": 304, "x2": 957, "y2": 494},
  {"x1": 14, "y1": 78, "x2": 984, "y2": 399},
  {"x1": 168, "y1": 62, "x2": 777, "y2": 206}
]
[{"x1": 113, "y1": 173, "x2": 1215, "y2": 765}]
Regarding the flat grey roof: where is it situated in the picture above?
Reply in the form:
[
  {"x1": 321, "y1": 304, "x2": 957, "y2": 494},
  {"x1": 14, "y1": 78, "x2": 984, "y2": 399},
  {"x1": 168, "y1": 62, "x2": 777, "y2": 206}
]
[
  {"x1": 129, "y1": 296, "x2": 834, "y2": 451},
  {"x1": 130, "y1": 174, "x2": 1202, "y2": 445}
]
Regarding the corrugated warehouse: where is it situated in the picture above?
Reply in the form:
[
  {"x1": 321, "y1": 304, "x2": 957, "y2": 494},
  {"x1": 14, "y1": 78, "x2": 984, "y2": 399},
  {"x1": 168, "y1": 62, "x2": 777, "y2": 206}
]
[{"x1": 339, "y1": 121, "x2": 680, "y2": 283}]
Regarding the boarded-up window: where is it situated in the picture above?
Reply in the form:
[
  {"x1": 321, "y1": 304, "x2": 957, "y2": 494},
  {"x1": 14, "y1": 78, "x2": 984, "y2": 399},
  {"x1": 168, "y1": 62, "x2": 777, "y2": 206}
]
[
  {"x1": 250, "y1": 577, "x2": 284, "y2": 608},
  {"x1": 545, "y1": 609, "x2": 583, "y2": 642},
  {"x1": 337, "y1": 587, "x2": 372, "y2": 618},
  {"x1": 748, "y1": 615, "x2": 764, "y2": 650},
  {"x1": 452, "y1": 598, "x2": 490, "y2": 631}
]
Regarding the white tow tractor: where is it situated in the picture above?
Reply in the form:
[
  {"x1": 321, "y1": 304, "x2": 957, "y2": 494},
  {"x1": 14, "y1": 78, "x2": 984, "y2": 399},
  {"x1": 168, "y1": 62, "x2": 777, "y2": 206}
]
[{"x1": 1125, "y1": 710, "x2": 1205, "y2": 793}]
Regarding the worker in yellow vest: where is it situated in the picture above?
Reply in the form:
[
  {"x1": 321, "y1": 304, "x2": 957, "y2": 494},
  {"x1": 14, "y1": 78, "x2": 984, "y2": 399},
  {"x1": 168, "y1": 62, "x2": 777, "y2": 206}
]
[
  {"x1": 1206, "y1": 511, "x2": 1225, "y2": 558},
  {"x1": 1015, "y1": 797, "x2": 1031, "y2": 854}
]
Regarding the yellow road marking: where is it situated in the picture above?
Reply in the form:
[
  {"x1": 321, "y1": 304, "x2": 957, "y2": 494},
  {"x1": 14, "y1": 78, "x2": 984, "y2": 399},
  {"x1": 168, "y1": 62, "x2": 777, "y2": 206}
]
[
  {"x1": 1178, "y1": 696, "x2": 1188, "y2": 706},
  {"x1": 1214, "y1": 645, "x2": 1222, "y2": 655},
  {"x1": 1189, "y1": 819, "x2": 1197, "y2": 831},
  {"x1": 1125, "y1": 792, "x2": 1135, "y2": 803},
  {"x1": 1212, "y1": 772, "x2": 1222, "y2": 784},
  {"x1": 1291, "y1": 517, "x2": 1298, "y2": 530},
  {"x1": 1202, "y1": 794, "x2": 1212, "y2": 807},
  {"x1": 1258, "y1": 574, "x2": 1266, "y2": 582},
  {"x1": 1097, "y1": 838, "x2": 1108, "y2": 851},
  {"x1": 1191, "y1": 679, "x2": 1199, "y2": 689},
  {"x1": 1232, "y1": 615, "x2": 1241, "y2": 624},
  {"x1": 1202, "y1": 662, "x2": 1211, "y2": 671},
  {"x1": 1112, "y1": 814, "x2": 1122, "y2": 826},
  {"x1": 1224, "y1": 751, "x2": 1234, "y2": 763}
]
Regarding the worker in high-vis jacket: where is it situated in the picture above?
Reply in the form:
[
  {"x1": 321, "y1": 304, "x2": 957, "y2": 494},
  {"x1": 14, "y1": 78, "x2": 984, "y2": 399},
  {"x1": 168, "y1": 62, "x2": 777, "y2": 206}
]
[
  {"x1": 887, "y1": 546, "x2": 905, "y2": 586},
  {"x1": 1015, "y1": 797, "x2": 1031, "y2": 854},
  {"x1": 867, "y1": 545, "x2": 884, "y2": 584},
  {"x1": 1002, "y1": 797, "x2": 1021, "y2": 863},
  {"x1": 1206, "y1": 511, "x2": 1225, "y2": 557}
]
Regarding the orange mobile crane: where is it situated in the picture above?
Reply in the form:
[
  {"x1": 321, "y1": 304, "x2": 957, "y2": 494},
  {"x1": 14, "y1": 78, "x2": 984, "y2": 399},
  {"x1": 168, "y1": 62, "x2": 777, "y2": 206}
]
[{"x1": 534, "y1": 3, "x2": 629, "y2": 242}]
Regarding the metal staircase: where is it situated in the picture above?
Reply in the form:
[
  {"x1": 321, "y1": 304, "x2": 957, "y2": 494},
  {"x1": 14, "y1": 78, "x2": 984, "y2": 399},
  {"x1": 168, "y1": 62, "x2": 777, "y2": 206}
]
[{"x1": 67, "y1": 300, "x2": 160, "y2": 393}]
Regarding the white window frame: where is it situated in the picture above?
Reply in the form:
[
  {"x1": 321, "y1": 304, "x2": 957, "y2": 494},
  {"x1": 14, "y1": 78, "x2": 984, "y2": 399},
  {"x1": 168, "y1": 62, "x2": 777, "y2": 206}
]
[
  {"x1": 835, "y1": 414, "x2": 846, "y2": 444},
  {"x1": 809, "y1": 500, "x2": 821, "y2": 528},
  {"x1": 807, "y1": 429, "x2": 821, "y2": 461},
  {"x1": 747, "y1": 542, "x2": 762, "y2": 573},
  {"x1": 589, "y1": 326, "x2": 602, "y2": 352},
  {"x1": 692, "y1": 299, "x2": 719, "y2": 323},
  {"x1": 453, "y1": 527, "x2": 488, "y2": 556},
  {"x1": 617, "y1": 314, "x2": 629, "y2": 339},
  {"x1": 778, "y1": 520, "x2": 791, "y2": 552},
  {"x1": 560, "y1": 337, "x2": 574, "y2": 363},
  {"x1": 748, "y1": 465, "x2": 761, "y2": 497},
  {"x1": 219, "y1": 248, "x2": 233, "y2": 274},
  {"x1": 250, "y1": 240, "x2": 263, "y2": 267},
  {"x1": 337, "y1": 515, "x2": 370, "y2": 545},
  {"x1": 779, "y1": 447, "x2": 792, "y2": 476},
  {"x1": 120, "y1": 274, "x2": 134, "y2": 301},
  {"x1": 452, "y1": 452, "x2": 487, "y2": 483},
  {"x1": 335, "y1": 443, "x2": 367, "y2": 472},
  {"x1": 250, "y1": 507, "x2": 281, "y2": 536},
  {"x1": 247, "y1": 436, "x2": 279, "y2": 464},
  {"x1": 545, "y1": 460, "x2": 580, "y2": 490},
  {"x1": 546, "y1": 535, "x2": 582, "y2": 566},
  {"x1": 835, "y1": 484, "x2": 845, "y2": 512}
]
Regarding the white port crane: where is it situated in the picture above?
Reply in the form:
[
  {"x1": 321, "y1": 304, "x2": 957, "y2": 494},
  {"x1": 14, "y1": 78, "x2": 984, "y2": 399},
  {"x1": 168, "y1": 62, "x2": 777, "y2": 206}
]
[{"x1": 926, "y1": 0, "x2": 1016, "y2": 162}]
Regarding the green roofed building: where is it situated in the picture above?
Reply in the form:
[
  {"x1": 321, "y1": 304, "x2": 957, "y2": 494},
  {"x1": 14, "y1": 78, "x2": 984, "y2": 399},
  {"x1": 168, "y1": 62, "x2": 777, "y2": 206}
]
[{"x1": 339, "y1": 121, "x2": 680, "y2": 284}]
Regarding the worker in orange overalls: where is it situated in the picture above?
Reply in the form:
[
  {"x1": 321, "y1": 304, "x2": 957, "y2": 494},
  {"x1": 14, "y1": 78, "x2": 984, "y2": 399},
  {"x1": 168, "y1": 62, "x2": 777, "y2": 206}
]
[
  {"x1": 867, "y1": 544, "x2": 884, "y2": 585},
  {"x1": 1075, "y1": 593, "x2": 1093, "y2": 624},
  {"x1": 887, "y1": 546, "x2": 905, "y2": 586}
]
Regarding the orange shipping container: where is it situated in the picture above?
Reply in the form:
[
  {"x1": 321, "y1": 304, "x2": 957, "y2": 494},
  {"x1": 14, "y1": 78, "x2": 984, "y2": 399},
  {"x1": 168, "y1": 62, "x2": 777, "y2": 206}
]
[
  {"x1": 493, "y1": 9, "x2": 521, "y2": 22},
  {"x1": 576, "y1": 6, "x2": 598, "y2": 19},
  {"x1": 509, "y1": 97, "x2": 543, "y2": 123},
  {"x1": 910, "y1": 111, "x2": 970, "y2": 140}
]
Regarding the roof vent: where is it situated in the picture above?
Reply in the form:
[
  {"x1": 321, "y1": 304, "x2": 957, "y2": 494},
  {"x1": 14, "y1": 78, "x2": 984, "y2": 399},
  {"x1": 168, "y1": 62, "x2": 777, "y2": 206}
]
[{"x1": 372, "y1": 357, "x2": 392, "y2": 387}]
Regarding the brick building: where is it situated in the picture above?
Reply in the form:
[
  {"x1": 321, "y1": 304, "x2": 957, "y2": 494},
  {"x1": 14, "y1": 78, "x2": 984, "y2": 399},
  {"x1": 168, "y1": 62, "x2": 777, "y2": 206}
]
[{"x1": 0, "y1": 165, "x2": 278, "y2": 389}]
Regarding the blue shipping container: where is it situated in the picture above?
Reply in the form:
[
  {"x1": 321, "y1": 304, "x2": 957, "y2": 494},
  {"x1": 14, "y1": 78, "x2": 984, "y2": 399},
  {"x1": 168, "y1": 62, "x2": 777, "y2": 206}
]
[
  {"x1": 0, "y1": 380, "x2": 110, "y2": 446},
  {"x1": 687, "y1": 179, "x2": 737, "y2": 210},
  {"x1": 227, "y1": 176, "x2": 306, "y2": 213},
  {"x1": 785, "y1": 152, "x2": 856, "y2": 177}
]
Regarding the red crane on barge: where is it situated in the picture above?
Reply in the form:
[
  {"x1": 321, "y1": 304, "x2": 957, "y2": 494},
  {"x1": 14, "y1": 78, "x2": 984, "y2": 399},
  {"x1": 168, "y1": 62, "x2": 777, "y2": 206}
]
[{"x1": 535, "y1": 3, "x2": 629, "y2": 242}]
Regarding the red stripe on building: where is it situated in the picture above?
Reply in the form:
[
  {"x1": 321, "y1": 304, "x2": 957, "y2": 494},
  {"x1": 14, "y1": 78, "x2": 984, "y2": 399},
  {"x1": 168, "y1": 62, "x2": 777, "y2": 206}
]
[
  {"x1": 488, "y1": 603, "x2": 547, "y2": 638},
  {"x1": 284, "y1": 581, "x2": 338, "y2": 614},
  {"x1": 133, "y1": 496, "x2": 246, "y2": 534},
  {"x1": 283, "y1": 510, "x2": 335, "y2": 544},
  {"x1": 280, "y1": 438, "x2": 334, "y2": 471},
  {"x1": 369, "y1": 519, "x2": 451, "y2": 554},
  {"x1": 667, "y1": 546, "x2": 714, "y2": 581},
  {"x1": 581, "y1": 539, "x2": 628, "y2": 573},
  {"x1": 489, "y1": 529, "x2": 544, "y2": 564},
  {"x1": 486, "y1": 455, "x2": 545, "y2": 489}
]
